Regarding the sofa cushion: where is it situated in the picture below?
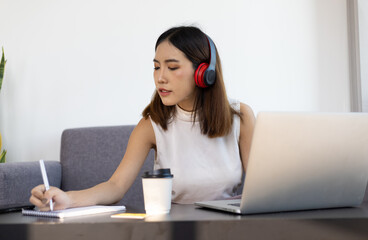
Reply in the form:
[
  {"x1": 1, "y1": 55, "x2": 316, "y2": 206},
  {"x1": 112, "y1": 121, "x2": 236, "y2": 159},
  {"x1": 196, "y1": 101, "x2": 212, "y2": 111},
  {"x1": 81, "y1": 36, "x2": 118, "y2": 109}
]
[
  {"x1": 0, "y1": 161, "x2": 61, "y2": 211},
  {"x1": 60, "y1": 125, "x2": 154, "y2": 209}
]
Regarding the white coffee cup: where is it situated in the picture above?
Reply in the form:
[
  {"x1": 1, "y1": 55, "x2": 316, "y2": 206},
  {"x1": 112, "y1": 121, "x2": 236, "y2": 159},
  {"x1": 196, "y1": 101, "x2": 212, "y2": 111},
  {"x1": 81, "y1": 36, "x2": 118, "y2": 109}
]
[{"x1": 142, "y1": 169, "x2": 174, "y2": 215}]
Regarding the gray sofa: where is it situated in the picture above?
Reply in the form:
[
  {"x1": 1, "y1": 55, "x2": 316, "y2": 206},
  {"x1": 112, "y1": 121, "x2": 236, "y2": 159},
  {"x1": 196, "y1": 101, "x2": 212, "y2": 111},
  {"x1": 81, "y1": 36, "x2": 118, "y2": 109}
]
[
  {"x1": 1, "y1": 125, "x2": 367, "y2": 212},
  {"x1": 0, "y1": 125, "x2": 154, "y2": 212}
]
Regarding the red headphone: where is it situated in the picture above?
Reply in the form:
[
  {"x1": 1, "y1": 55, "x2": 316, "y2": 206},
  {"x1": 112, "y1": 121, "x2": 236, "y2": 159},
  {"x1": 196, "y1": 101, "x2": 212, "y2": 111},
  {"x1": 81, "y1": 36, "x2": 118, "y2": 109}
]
[{"x1": 194, "y1": 35, "x2": 217, "y2": 88}]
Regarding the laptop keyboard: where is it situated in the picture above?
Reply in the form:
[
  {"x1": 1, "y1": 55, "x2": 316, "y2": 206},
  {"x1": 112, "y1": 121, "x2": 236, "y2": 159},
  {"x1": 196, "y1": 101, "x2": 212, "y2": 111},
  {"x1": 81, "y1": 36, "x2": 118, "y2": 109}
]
[{"x1": 228, "y1": 203, "x2": 241, "y2": 207}]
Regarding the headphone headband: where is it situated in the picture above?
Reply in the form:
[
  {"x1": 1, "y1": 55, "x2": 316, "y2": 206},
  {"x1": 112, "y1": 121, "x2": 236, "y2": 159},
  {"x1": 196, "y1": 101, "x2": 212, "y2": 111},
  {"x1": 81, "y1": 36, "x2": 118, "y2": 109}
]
[{"x1": 206, "y1": 35, "x2": 216, "y2": 77}]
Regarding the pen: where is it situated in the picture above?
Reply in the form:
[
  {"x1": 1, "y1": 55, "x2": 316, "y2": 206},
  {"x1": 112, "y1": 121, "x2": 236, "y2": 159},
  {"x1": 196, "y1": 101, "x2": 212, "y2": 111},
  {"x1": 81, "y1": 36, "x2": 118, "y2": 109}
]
[{"x1": 39, "y1": 159, "x2": 53, "y2": 211}]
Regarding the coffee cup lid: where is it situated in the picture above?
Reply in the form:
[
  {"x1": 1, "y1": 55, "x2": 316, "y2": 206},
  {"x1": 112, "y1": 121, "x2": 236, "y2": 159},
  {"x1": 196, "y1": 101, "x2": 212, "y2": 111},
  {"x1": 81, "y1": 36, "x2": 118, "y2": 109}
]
[{"x1": 142, "y1": 168, "x2": 174, "y2": 178}]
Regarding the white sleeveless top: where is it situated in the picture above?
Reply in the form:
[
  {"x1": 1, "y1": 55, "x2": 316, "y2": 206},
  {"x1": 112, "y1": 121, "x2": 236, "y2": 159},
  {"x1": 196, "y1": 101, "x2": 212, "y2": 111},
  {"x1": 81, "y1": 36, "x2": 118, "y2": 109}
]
[{"x1": 150, "y1": 100, "x2": 243, "y2": 204}]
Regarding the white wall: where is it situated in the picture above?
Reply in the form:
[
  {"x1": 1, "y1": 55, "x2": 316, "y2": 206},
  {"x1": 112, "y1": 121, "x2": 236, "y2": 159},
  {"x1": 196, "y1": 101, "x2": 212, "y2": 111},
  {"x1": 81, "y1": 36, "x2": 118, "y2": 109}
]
[{"x1": 0, "y1": 0, "x2": 350, "y2": 163}]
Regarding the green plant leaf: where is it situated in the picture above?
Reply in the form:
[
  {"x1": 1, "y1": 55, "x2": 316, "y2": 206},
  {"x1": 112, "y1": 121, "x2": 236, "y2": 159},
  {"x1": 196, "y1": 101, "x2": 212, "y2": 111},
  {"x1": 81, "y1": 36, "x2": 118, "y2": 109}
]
[
  {"x1": 0, "y1": 47, "x2": 7, "y2": 91},
  {"x1": 0, "y1": 150, "x2": 6, "y2": 163}
]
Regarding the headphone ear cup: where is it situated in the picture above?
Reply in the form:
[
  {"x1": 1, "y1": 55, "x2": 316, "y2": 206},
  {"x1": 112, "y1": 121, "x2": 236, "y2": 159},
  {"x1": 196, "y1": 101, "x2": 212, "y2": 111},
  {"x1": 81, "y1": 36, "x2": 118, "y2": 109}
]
[
  {"x1": 203, "y1": 69, "x2": 216, "y2": 87},
  {"x1": 195, "y1": 63, "x2": 209, "y2": 88}
]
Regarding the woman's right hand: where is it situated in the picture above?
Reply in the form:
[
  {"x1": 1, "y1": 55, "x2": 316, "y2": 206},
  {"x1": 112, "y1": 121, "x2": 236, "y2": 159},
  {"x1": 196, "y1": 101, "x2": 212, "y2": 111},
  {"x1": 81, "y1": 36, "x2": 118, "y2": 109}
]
[{"x1": 30, "y1": 185, "x2": 71, "y2": 211}]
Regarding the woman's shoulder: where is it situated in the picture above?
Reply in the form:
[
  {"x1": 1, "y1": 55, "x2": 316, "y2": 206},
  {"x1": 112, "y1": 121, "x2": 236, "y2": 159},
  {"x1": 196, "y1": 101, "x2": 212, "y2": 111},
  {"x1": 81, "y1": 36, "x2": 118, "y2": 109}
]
[
  {"x1": 239, "y1": 102, "x2": 255, "y2": 132},
  {"x1": 236, "y1": 101, "x2": 256, "y2": 127},
  {"x1": 132, "y1": 117, "x2": 156, "y2": 146},
  {"x1": 229, "y1": 98, "x2": 254, "y2": 117},
  {"x1": 239, "y1": 102, "x2": 254, "y2": 117}
]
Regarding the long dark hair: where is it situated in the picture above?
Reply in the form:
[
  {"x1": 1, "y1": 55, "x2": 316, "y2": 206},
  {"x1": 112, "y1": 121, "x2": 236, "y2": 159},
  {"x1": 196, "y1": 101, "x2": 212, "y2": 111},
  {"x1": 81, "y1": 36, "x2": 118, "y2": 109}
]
[{"x1": 143, "y1": 26, "x2": 240, "y2": 138}]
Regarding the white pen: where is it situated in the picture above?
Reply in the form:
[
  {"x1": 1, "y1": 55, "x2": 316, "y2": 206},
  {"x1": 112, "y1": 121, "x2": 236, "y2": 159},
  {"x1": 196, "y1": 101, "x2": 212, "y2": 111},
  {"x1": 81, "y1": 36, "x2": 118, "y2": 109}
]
[{"x1": 39, "y1": 159, "x2": 54, "y2": 211}]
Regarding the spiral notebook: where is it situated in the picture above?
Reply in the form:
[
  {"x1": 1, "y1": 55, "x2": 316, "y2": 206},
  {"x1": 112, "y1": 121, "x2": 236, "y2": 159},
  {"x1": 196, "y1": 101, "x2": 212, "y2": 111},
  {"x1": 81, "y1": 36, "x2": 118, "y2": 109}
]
[{"x1": 22, "y1": 205, "x2": 125, "y2": 219}]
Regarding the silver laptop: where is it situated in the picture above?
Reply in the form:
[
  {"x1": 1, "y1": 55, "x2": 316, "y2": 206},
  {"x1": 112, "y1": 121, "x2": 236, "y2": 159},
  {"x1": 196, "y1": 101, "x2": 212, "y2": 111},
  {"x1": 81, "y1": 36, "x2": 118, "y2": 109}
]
[{"x1": 195, "y1": 112, "x2": 368, "y2": 214}]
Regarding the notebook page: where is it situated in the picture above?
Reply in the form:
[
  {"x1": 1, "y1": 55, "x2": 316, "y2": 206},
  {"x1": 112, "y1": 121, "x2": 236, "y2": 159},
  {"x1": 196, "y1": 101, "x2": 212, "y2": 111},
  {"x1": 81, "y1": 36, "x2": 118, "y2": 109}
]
[{"x1": 22, "y1": 205, "x2": 126, "y2": 219}]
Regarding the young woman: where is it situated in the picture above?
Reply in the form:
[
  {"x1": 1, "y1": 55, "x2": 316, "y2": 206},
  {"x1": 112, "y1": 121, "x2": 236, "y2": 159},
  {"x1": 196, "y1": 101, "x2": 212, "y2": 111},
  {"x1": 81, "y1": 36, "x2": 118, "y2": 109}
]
[{"x1": 30, "y1": 26, "x2": 255, "y2": 210}]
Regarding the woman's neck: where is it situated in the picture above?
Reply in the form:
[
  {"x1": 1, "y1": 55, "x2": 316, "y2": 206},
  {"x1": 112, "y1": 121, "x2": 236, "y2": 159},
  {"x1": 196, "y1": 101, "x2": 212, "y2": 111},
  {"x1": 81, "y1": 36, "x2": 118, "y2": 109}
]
[{"x1": 177, "y1": 103, "x2": 195, "y2": 112}]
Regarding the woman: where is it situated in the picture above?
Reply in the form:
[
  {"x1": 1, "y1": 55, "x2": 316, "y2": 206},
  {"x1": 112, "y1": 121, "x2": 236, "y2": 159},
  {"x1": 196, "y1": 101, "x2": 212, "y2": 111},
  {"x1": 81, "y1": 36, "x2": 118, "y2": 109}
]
[{"x1": 30, "y1": 26, "x2": 255, "y2": 210}]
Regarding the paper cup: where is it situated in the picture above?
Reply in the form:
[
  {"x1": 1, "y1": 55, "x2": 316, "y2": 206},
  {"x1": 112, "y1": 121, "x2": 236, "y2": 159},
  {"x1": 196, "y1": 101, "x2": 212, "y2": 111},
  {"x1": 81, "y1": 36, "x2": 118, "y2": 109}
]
[{"x1": 142, "y1": 169, "x2": 173, "y2": 215}]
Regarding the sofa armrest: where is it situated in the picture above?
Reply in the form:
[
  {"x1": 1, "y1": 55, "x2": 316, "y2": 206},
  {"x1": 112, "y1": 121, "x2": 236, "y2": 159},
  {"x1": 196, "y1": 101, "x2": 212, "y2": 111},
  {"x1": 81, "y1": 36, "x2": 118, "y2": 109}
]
[{"x1": 0, "y1": 161, "x2": 61, "y2": 210}]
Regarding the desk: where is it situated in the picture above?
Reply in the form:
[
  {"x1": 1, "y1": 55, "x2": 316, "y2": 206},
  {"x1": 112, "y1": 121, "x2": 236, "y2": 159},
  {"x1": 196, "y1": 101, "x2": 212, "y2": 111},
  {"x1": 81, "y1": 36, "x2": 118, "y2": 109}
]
[{"x1": 1, "y1": 203, "x2": 368, "y2": 240}]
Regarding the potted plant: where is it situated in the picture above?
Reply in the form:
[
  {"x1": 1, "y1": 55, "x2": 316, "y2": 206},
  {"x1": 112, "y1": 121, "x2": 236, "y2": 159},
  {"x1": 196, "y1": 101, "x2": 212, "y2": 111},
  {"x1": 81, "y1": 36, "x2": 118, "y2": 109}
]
[{"x1": 0, "y1": 47, "x2": 7, "y2": 163}]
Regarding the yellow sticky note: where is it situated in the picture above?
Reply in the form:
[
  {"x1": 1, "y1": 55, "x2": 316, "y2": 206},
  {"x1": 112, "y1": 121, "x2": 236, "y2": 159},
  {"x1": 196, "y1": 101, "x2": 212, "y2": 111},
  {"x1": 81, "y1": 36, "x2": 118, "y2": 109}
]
[{"x1": 111, "y1": 213, "x2": 147, "y2": 219}]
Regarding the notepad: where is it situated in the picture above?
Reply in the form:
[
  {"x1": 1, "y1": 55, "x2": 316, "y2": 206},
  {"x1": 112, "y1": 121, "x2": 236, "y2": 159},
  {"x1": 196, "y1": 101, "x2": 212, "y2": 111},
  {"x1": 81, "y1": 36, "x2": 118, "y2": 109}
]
[{"x1": 22, "y1": 205, "x2": 126, "y2": 219}]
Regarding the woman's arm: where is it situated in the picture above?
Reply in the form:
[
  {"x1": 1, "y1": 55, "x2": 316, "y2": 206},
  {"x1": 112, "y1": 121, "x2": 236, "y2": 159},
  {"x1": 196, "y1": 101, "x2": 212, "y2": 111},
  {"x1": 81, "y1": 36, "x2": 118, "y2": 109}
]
[
  {"x1": 30, "y1": 117, "x2": 156, "y2": 210},
  {"x1": 239, "y1": 103, "x2": 256, "y2": 172}
]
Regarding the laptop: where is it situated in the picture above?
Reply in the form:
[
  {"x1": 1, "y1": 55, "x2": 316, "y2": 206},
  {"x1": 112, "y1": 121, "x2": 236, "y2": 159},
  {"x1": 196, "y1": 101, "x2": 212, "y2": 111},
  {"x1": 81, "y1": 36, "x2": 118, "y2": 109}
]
[{"x1": 195, "y1": 112, "x2": 368, "y2": 214}]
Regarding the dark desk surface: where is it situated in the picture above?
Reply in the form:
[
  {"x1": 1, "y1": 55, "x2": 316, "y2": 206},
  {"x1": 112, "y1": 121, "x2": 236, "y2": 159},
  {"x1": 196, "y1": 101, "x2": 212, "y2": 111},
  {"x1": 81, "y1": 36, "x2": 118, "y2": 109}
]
[{"x1": 1, "y1": 202, "x2": 368, "y2": 240}]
